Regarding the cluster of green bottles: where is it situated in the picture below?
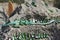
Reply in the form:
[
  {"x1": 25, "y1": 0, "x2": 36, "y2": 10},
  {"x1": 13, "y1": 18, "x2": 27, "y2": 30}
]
[
  {"x1": 3, "y1": 18, "x2": 59, "y2": 28},
  {"x1": 9, "y1": 19, "x2": 52, "y2": 25},
  {"x1": 11, "y1": 19, "x2": 50, "y2": 26},
  {"x1": 39, "y1": 19, "x2": 51, "y2": 23},
  {"x1": 11, "y1": 18, "x2": 55, "y2": 28},
  {"x1": 12, "y1": 33, "x2": 48, "y2": 40},
  {"x1": 3, "y1": 18, "x2": 55, "y2": 28},
  {"x1": 12, "y1": 33, "x2": 32, "y2": 40},
  {"x1": 11, "y1": 19, "x2": 33, "y2": 28},
  {"x1": 19, "y1": 19, "x2": 33, "y2": 25}
]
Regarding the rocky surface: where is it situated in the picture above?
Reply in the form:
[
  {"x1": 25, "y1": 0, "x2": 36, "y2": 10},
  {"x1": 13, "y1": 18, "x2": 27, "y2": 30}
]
[{"x1": 0, "y1": 0, "x2": 60, "y2": 40}]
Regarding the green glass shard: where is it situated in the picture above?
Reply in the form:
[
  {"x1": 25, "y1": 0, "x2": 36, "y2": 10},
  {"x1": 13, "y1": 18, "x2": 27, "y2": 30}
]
[
  {"x1": 31, "y1": 2, "x2": 37, "y2": 7},
  {"x1": 44, "y1": 2, "x2": 48, "y2": 7},
  {"x1": 48, "y1": 9, "x2": 53, "y2": 13}
]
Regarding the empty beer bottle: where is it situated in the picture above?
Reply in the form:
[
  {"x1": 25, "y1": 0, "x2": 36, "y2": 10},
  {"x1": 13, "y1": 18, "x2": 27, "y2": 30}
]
[
  {"x1": 44, "y1": 33, "x2": 48, "y2": 38},
  {"x1": 19, "y1": 33, "x2": 22, "y2": 40},
  {"x1": 40, "y1": 33, "x2": 44, "y2": 39},
  {"x1": 13, "y1": 34, "x2": 17, "y2": 40}
]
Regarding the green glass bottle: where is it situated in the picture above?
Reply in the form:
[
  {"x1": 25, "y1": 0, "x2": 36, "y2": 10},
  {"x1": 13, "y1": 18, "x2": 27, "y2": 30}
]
[
  {"x1": 19, "y1": 33, "x2": 22, "y2": 40},
  {"x1": 45, "y1": 33, "x2": 48, "y2": 38},
  {"x1": 31, "y1": 2, "x2": 37, "y2": 7},
  {"x1": 40, "y1": 33, "x2": 44, "y2": 39},
  {"x1": 13, "y1": 34, "x2": 17, "y2": 40},
  {"x1": 20, "y1": 19, "x2": 26, "y2": 25},
  {"x1": 26, "y1": 33, "x2": 30, "y2": 39},
  {"x1": 25, "y1": 20, "x2": 30, "y2": 25}
]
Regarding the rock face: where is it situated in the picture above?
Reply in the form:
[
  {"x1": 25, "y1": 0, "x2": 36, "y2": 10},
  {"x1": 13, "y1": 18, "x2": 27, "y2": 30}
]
[
  {"x1": 54, "y1": 0, "x2": 60, "y2": 9},
  {"x1": 0, "y1": 0, "x2": 60, "y2": 40},
  {"x1": 12, "y1": 0, "x2": 60, "y2": 40},
  {"x1": 43, "y1": 0, "x2": 54, "y2": 6},
  {"x1": 19, "y1": 0, "x2": 60, "y2": 20}
]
